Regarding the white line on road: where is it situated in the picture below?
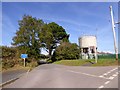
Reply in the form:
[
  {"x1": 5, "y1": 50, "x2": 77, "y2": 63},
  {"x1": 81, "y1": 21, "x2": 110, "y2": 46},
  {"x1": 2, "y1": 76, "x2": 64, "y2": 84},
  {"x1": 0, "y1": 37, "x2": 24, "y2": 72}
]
[
  {"x1": 99, "y1": 67, "x2": 118, "y2": 77},
  {"x1": 115, "y1": 72, "x2": 119, "y2": 75},
  {"x1": 67, "y1": 70, "x2": 99, "y2": 77},
  {"x1": 67, "y1": 70, "x2": 109, "y2": 80},
  {"x1": 103, "y1": 73, "x2": 107, "y2": 75},
  {"x1": 110, "y1": 68, "x2": 118, "y2": 72},
  {"x1": 109, "y1": 76, "x2": 114, "y2": 80},
  {"x1": 99, "y1": 76, "x2": 104, "y2": 78},
  {"x1": 98, "y1": 85, "x2": 104, "y2": 88},
  {"x1": 112, "y1": 74, "x2": 117, "y2": 77},
  {"x1": 97, "y1": 67, "x2": 118, "y2": 89},
  {"x1": 105, "y1": 81, "x2": 110, "y2": 84}
]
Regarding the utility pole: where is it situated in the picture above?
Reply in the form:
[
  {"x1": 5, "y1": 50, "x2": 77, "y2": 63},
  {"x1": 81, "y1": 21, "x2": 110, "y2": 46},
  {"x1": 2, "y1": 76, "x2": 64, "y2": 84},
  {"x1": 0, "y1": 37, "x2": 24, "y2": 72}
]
[{"x1": 109, "y1": 6, "x2": 118, "y2": 60}]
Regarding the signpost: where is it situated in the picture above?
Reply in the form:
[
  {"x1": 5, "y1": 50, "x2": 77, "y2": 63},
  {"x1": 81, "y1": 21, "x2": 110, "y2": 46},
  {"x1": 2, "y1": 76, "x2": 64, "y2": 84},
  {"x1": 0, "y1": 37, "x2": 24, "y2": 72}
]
[{"x1": 21, "y1": 54, "x2": 28, "y2": 67}]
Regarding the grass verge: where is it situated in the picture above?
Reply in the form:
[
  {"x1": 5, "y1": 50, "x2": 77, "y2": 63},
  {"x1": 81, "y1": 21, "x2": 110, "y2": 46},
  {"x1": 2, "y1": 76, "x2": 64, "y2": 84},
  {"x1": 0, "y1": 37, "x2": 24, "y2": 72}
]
[
  {"x1": 53, "y1": 59, "x2": 118, "y2": 66},
  {"x1": 53, "y1": 60, "x2": 87, "y2": 66},
  {"x1": 2, "y1": 65, "x2": 31, "y2": 73},
  {"x1": 91, "y1": 59, "x2": 118, "y2": 66}
]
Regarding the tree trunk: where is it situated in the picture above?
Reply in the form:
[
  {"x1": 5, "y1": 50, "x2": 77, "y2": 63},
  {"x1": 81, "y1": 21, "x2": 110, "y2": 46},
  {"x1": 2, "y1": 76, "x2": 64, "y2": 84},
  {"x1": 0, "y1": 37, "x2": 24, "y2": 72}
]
[{"x1": 49, "y1": 48, "x2": 52, "y2": 60}]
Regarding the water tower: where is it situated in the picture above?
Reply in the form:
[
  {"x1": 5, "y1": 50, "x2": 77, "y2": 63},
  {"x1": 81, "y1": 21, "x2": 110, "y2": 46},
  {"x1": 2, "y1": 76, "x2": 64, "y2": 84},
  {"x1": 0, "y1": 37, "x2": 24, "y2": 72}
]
[{"x1": 78, "y1": 35, "x2": 97, "y2": 59}]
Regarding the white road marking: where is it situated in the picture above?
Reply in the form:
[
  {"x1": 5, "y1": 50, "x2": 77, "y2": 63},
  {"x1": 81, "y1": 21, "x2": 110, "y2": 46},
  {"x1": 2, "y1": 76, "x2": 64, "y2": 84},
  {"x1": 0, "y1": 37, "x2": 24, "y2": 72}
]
[
  {"x1": 111, "y1": 68, "x2": 118, "y2": 71},
  {"x1": 100, "y1": 67, "x2": 118, "y2": 77},
  {"x1": 103, "y1": 73, "x2": 107, "y2": 75},
  {"x1": 112, "y1": 74, "x2": 117, "y2": 77},
  {"x1": 98, "y1": 85, "x2": 104, "y2": 88},
  {"x1": 107, "y1": 71, "x2": 111, "y2": 74},
  {"x1": 99, "y1": 76, "x2": 104, "y2": 78},
  {"x1": 67, "y1": 70, "x2": 98, "y2": 77},
  {"x1": 115, "y1": 72, "x2": 119, "y2": 75},
  {"x1": 97, "y1": 67, "x2": 118, "y2": 89},
  {"x1": 109, "y1": 76, "x2": 114, "y2": 80},
  {"x1": 67, "y1": 70, "x2": 109, "y2": 80},
  {"x1": 105, "y1": 81, "x2": 110, "y2": 84}
]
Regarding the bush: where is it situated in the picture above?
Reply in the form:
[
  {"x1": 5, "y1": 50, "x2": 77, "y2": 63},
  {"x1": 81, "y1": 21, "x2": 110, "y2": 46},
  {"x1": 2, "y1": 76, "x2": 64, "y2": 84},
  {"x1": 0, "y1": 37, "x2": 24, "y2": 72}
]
[
  {"x1": 1, "y1": 46, "x2": 17, "y2": 69},
  {"x1": 47, "y1": 59, "x2": 52, "y2": 63},
  {"x1": 52, "y1": 42, "x2": 80, "y2": 61},
  {"x1": 1, "y1": 46, "x2": 17, "y2": 59},
  {"x1": 27, "y1": 61, "x2": 38, "y2": 68},
  {"x1": 2, "y1": 59, "x2": 15, "y2": 69}
]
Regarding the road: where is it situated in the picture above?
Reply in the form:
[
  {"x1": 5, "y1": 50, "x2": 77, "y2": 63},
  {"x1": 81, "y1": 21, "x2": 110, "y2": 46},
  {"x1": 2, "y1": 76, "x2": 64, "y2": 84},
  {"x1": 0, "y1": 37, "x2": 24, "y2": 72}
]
[
  {"x1": 3, "y1": 64, "x2": 119, "y2": 89},
  {"x1": 1, "y1": 69, "x2": 28, "y2": 84}
]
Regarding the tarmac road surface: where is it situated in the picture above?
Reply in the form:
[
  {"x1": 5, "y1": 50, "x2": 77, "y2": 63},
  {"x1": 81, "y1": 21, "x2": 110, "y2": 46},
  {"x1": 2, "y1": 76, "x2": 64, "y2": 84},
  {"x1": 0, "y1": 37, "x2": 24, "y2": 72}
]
[
  {"x1": 1, "y1": 69, "x2": 28, "y2": 84},
  {"x1": 3, "y1": 64, "x2": 119, "y2": 89}
]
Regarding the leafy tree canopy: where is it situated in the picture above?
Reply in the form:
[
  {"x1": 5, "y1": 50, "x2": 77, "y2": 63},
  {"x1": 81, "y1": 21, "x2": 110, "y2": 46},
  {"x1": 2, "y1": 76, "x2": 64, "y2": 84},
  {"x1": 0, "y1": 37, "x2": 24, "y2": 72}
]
[
  {"x1": 39, "y1": 22, "x2": 69, "y2": 58},
  {"x1": 52, "y1": 42, "x2": 80, "y2": 61},
  {"x1": 12, "y1": 15, "x2": 44, "y2": 59}
]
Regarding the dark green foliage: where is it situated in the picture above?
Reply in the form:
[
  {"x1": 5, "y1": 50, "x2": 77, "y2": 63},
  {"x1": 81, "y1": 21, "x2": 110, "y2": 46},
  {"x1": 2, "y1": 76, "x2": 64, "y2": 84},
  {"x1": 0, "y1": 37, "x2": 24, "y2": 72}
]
[
  {"x1": 1, "y1": 46, "x2": 16, "y2": 58},
  {"x1": 39, "y1": 22, "x2": 69, "y2": 59},
  {"x1": 52, "y1": 42, "x2": 80, "y2": 61},
  {"x1": 2, "y1": 59, "x2": 16, "y2": 69},
  {"x1": 118, "y1": 54, "x2": 120, "y2": 60},
  {"x1": 12, "y1": 15, "x2": 44, "y2": 59},
  {"x1": 1, "y1": 46, "x2": 17, "y2": 69},
  {"x1": 2, "y1": 15, "x2": 70, "y2": 69},
  {"x1": 1, "y1": 46, "x2": 39, "y2": 69},
  {"x1": 98, "y1": 54, "x2": 116, "y2": 59}
]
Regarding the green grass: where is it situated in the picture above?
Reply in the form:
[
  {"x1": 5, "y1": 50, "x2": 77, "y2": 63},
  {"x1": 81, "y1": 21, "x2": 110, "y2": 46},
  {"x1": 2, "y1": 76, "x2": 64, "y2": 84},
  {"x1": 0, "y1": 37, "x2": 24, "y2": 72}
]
[
  {"x1": 91, "y1": 59, "x2": 118, "y2": 66},
  {"x1": 53, "y1": 60, "x2": 87, "y2": 66},
  {"x1": 53, "y1": 59, "x2": 118, "y2": 66}
]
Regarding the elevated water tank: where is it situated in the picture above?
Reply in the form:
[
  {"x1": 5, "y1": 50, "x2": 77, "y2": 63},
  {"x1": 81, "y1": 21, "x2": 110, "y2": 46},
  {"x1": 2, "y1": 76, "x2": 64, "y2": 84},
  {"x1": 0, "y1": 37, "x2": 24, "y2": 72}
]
[{"x1": 79, "y1": 35, "x2": 97, "y2": 48}]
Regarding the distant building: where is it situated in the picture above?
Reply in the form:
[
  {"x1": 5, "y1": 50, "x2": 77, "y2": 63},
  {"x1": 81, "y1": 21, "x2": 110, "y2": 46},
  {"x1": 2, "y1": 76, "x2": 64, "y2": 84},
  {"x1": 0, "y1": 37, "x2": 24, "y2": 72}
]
[{"x1": 78, "y1": 35, "x2": 97, "y2": 59}]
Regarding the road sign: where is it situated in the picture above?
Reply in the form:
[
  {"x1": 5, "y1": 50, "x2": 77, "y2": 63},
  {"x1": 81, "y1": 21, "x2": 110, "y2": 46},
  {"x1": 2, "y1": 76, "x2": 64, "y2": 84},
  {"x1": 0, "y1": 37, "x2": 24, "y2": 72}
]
[
  {"x1": 21, "y1": 54, "x2": 28, "y2": 59},
  {"x1": 21, "y1": 54, "x2": 28, "y2": 67}
]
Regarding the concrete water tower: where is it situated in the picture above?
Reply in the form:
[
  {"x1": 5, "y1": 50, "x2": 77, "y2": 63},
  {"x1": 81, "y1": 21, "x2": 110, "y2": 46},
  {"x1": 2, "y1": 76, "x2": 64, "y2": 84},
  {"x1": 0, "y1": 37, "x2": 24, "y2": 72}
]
[{"x1": 78, "y1": 35, "x2": 97, "y2": 59}]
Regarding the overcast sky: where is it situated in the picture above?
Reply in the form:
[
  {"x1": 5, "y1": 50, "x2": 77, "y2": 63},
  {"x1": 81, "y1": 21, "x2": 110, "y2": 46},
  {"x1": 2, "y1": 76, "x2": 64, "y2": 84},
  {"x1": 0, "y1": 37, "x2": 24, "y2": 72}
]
[{"x1": 2, "y1": 2, "x2": 118, "y2": 54}]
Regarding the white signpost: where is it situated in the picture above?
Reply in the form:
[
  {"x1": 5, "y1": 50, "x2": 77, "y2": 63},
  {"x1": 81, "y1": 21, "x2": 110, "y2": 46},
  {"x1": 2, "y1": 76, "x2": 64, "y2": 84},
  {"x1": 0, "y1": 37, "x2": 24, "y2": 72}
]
[{"x1": 21, "y1": 54, "x2": 28, "y2": 67}]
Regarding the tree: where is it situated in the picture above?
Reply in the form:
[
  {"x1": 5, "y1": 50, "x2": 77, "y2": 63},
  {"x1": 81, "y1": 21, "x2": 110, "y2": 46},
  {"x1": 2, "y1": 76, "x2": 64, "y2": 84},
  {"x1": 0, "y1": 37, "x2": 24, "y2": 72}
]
[
  {"x1": 39, "y1": 22, "x2": 69, "y2": 59},
  {"x1": 12, "y1": 15, "x2": 44, "y2": 59},
  {"x1": 52, "y1": 42, "x2": 80, "y2": 61}
]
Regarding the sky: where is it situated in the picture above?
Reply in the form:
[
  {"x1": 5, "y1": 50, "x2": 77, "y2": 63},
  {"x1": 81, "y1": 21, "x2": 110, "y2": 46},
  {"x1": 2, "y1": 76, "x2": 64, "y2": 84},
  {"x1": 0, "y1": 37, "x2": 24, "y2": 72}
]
[{"x1": 1, "y1": 2, "x2": 119, "y2": 54}]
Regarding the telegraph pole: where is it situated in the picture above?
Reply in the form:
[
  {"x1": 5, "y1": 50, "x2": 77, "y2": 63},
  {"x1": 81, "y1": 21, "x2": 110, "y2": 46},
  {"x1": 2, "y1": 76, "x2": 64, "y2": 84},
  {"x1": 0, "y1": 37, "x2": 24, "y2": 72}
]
[{"x1": 109, "y1": 6, "x2": 118, "y2": 60}]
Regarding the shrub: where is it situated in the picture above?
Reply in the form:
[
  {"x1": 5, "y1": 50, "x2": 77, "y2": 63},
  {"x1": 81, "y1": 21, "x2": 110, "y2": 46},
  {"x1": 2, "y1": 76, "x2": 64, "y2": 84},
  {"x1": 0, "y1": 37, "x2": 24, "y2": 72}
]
[
  {"x1": 2, "y1": 59, "x2": 15, "y2": 69},
  {"x1": 52, "y1": 42, "x2": 80, "y2": 61},
  {"x1": 27, "y1": 61, "x2": 38, "y2": 68}
]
